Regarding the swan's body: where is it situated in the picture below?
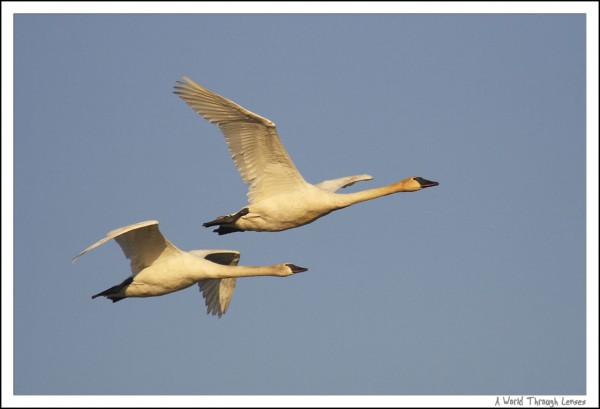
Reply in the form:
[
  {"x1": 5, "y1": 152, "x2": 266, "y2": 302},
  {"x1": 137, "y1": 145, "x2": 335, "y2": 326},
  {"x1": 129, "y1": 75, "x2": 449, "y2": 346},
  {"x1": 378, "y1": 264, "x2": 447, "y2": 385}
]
[
  {"x1": 175, "y1": 77, "x2": 439, "y2": 234},
  {"x1": 72, "y1": 220, "x2": 307, "y2": 317}
]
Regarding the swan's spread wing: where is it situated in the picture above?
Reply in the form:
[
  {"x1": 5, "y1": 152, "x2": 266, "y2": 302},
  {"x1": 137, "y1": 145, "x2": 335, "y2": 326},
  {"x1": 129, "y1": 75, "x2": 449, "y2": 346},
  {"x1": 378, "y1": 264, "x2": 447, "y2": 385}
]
[
  {"x1": 315, "y1": 174, "x2": 374, "y2": 193},
  {"x1": 72, "y1": 220, "x2": 182, "y2": 275},
  {"x1": 197, "y1": 278, "x2": 237, "y2": 318},
  {"x1": 174, "y1": 77, "x2": 307, "y2": 203},
  {"x1": 194, "y1": 250, "x2": 241, "y2": 318}
]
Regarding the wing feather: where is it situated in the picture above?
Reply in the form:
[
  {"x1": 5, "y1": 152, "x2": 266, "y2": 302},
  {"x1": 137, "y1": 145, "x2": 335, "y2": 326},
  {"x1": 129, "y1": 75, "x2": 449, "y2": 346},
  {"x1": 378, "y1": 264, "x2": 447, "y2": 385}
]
[
  {"x1": 315, "y1": 174, "x2": 374, "y2": 193},
  {"x1": 193, "y1": 250, "x2": 241, "y2": 318},
  {"x1": 174, "y1": 77, "x2": 307, "y2": 203},
  {"x1": 72, "y1": 220, "x2": 182, "y2": 275}
]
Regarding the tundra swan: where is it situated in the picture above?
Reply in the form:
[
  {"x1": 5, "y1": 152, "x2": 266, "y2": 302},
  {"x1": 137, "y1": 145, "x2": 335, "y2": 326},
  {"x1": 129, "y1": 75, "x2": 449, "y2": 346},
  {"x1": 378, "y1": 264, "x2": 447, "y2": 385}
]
[
  {"x1": 174, "y1": 77, "x2": 439, "y2": 234},
  {"x1": 72, "y1": 220, "x2": 307, "y2": 317}
]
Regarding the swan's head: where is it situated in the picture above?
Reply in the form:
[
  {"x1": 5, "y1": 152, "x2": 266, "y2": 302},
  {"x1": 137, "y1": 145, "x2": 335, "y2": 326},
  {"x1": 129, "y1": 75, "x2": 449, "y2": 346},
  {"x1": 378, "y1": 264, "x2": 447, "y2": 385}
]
[
  {"x1": 405, "y1": 176, "x2": 439, "y2": 191},
  {"x1": 281, "y1": 263, "x2": 308, "y2": 276}
]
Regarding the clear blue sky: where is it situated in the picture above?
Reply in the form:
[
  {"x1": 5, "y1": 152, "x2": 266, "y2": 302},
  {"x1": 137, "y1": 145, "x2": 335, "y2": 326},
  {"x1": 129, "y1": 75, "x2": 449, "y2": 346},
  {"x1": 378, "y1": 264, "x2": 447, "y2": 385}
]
[{"x1": 4, "y1": 3, "x2": 598, "y2": 406}]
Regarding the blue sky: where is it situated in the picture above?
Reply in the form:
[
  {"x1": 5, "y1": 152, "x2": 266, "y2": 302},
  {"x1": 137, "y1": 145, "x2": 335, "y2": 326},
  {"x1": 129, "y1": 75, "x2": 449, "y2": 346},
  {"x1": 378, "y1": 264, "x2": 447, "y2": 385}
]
[{"x1": 3, "y1": 2, "x2": 598, "y2": 407}]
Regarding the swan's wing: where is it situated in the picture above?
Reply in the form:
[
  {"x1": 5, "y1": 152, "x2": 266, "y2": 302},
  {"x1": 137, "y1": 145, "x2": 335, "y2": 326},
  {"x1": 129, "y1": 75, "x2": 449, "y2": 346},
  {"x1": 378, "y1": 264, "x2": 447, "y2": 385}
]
[
  {"x1": 192, "y1": 250, "x2": 240, "y2": 318},
  {"x1": 315, "y1": 174, "x2": 374, "y2": 193},
  {"x1": 188, "y1": 249, "x2": 240, "y2": 266},
  {"x1": 197, "y1": 278, "x2": 237, "y2": 318},
  {"x1": 174, "y1": 77, "x2": 307, "y2": 203},
  {"x1": 72, "y1": 220, "x2": 182, "y2": 275}
]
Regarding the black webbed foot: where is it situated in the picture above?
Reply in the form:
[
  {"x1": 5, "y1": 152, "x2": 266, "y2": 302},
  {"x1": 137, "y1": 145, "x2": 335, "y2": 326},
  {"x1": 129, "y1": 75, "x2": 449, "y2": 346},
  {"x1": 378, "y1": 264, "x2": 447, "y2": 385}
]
[
  {"x1": 214, "y1": 226, "x2": 245, "y2": 235},
  {"x1": 92, "y1": 276, "x2": 133, "y2": 302},
  {"x1": 203, "y1": 208, "x2": 249, "y2": 228}
]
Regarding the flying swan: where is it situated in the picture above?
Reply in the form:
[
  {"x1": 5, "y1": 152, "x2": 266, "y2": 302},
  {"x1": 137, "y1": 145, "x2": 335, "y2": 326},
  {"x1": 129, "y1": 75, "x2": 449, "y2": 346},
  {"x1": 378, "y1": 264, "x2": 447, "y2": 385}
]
[
  {"x1": 72, "y1": 220, "x2": 307, "y2": 317},
  {"x1": 174, "y1": 77, "x2": 439, "y2": 234}
]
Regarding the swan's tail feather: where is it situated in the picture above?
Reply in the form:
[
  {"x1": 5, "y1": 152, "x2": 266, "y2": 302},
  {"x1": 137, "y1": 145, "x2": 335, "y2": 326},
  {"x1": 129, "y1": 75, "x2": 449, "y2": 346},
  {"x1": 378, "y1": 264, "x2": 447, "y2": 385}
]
[{"x1": 92, "y1": 277, "x2": 133, "y2": 302}]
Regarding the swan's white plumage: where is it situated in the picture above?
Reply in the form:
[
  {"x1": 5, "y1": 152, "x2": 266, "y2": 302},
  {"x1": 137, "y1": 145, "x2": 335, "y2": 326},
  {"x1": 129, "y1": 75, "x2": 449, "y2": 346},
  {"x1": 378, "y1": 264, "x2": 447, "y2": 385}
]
[
  {"x1": 174, "y1": 77, "x2": 439, "y2": 234},
  {"x1": 73, "y1": 221, "x2": 305, "y2": 317}
]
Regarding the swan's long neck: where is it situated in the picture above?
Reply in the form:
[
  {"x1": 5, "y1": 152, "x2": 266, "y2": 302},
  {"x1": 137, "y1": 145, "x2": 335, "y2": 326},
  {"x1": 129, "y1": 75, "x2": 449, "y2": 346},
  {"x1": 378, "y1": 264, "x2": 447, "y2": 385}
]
[
  {"x1": 333, "y1": 179, "x2": 416, "y2": 209},
  {"x1": 207, "y1": 264, "x2": 287, "y2": 279}
]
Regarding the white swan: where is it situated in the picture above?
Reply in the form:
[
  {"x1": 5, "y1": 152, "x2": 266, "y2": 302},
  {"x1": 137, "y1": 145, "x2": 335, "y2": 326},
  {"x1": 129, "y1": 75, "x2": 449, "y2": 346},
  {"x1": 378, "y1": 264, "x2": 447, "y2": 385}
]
[
  {"x1": 72, "y1": 220, "x2": 307, "y2": 317},
  {"x1": 175, "y1": 77, "x2": 439, "y2": 234}
]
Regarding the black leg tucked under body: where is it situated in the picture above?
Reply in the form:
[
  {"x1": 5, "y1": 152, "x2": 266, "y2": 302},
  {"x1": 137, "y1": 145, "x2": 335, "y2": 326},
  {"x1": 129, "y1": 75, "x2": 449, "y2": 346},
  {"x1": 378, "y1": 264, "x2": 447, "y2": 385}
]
[
  {"x1": 203, "y1": 208, "x2": 249, "y2": 233},
  {"x1": 92, "y1": 276, "x2": 133, "y2": 302}
]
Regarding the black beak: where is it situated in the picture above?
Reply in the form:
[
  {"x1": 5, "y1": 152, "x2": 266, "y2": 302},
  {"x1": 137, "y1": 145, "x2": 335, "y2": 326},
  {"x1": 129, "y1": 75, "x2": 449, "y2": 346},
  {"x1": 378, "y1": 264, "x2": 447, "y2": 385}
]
[
  {"x1": 414, "y1": 177, "x2": 439, "y2": 188},
  {"x1": 286, "y1": 264, "x2": 308, "y2": 273}
]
